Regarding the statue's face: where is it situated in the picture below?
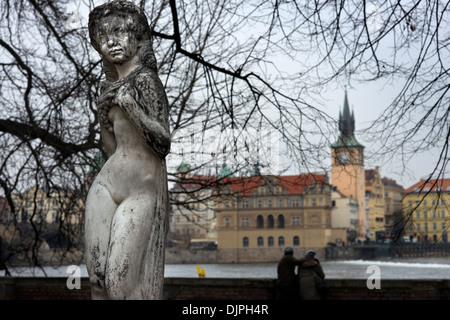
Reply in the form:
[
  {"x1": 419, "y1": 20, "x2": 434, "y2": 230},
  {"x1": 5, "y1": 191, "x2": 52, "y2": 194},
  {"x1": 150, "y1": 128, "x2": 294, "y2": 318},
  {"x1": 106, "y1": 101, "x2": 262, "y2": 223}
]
[{"x1": 97, "y1": 15, "x2": 138, "y2": 65}]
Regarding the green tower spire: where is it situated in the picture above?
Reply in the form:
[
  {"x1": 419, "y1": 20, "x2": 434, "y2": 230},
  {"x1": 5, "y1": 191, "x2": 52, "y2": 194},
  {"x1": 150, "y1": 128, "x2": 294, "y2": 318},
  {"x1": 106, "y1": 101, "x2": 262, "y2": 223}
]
[{"x1": 332, "y1": 90, "x2": 363, "y2": 148}]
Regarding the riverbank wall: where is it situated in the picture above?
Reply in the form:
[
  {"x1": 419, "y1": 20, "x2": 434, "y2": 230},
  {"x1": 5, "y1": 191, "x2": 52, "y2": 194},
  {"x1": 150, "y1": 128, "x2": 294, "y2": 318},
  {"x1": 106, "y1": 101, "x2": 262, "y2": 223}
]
[
  {"x1": 165, "y1": 247, "x2": 326, "y2": 264},
  {"x1": 1, "y1": 277, "x2": 449, "y2": 300},
  {"x1": 165, "y1": 243, "x2": 450, "y2": 264}
]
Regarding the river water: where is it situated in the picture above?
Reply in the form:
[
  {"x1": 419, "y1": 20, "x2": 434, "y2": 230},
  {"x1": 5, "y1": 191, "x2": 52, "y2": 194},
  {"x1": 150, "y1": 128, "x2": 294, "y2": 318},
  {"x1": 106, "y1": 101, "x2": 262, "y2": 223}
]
[{"x1": 2, "y1": 257, "x2": 450, "y2": 279}]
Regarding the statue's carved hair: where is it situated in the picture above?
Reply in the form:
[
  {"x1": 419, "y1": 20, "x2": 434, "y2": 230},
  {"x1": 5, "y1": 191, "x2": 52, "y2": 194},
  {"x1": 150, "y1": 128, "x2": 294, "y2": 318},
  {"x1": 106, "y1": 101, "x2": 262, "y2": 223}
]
[{"x1": 88, "y1": 0, "x2": 157, "y2": 82}]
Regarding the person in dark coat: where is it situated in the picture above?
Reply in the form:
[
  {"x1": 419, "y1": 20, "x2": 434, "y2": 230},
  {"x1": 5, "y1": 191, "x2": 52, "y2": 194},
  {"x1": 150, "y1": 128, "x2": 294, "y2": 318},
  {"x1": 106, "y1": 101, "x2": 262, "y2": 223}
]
[
  {"x1": 298, "y1": 250, "x2": 326, "y2": 300},
  {"x1": 277, "y1": 247, "x2": 304, "y2": 300}
]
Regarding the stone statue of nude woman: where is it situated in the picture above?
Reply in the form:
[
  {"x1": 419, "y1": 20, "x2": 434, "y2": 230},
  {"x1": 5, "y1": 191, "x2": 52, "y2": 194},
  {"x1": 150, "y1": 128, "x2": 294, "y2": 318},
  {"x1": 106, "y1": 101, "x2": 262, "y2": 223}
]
[{"x1": 85, "y1": 0, "x2": 170, "y2": 299}]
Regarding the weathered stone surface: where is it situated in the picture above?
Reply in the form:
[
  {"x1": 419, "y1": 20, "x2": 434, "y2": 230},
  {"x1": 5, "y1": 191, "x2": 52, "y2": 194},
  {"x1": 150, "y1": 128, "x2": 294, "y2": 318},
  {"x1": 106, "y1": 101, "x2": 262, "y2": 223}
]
[{"x1": 85, "y1": 0, "x2": 170, "y2": 300}]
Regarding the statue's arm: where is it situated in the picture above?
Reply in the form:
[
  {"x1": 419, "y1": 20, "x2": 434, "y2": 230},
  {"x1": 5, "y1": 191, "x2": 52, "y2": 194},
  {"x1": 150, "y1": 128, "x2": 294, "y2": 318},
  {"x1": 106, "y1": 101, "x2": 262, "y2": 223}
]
[{"x1": 116, "y1": 71, "x2": 171, "y2": 158}]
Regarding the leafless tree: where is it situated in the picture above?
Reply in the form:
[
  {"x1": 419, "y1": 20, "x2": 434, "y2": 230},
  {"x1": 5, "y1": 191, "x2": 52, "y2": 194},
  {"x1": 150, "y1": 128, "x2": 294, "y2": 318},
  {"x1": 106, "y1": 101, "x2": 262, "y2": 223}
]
[{"x1": 0, "y1": 0, "x2": 448, "y2": 269}]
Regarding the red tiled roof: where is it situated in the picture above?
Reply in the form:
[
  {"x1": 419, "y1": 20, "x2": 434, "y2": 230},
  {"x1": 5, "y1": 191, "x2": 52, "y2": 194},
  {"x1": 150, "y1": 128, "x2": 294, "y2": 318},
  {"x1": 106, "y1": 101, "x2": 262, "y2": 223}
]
[
  {"x1": 382, "y1": 177, "x2": 403, "y2": 189},
  {"x1": 221, "y1": 173, "x2": 326, "y2": 196},
  {"x1": 171, "y1": 173, "x2": 327, "y2": 196},
  {"x1": 403, "y1": 178, "x2": 450, "y2": 194},
  {"x1": 365, "y1": 169, "x2": 377, "y2": 181}
]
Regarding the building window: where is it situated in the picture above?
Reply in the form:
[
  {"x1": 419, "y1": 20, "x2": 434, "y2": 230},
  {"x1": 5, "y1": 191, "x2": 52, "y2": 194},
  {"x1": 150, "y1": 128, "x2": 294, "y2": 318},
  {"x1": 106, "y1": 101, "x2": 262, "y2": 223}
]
[
  {"x1": 279, "y1": 199, "x2": 283, "y2": 207},
  {"x1": 267, "y1": 215, "x2": 274, "y2": 228},
  {"x1": 241, "y1": 217, "x2": 249, "y2": 227},
  {"x1": 277, "y1": 214, "x2": 285, "y2": 228},
  {"x1": 243, "y1": 237, "x2": 249, "y2": 247},
  {"x1": 257, "y1": 215, "x2": 264, "y2": 228},
  {"x1": 225, "y1": 218, "x2": 230, "y2": 227},
  {"x1": 268, "y1": 200, "x2": 272, "y2": 208},
  {"x1": 268, "y1": 236, "x2": 274, "y2": 247},
  {"x1": 278, "y1": 236, "x2": 285, "y2": 247},
  {"x1": 257, "y1": 237, "x2": 264, "y2": 247},
  {"x1": 293, "y1": 236, "x2": 300, "y2": 246},
  {"x1": 292, "y1": 216, "x2": 300, "y2": 226}
]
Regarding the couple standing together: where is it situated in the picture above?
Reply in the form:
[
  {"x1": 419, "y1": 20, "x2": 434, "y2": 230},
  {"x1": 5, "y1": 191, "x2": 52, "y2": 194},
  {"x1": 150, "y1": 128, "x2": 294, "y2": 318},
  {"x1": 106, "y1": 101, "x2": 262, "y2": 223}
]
[{"x1": 277, "y1": 247, "x2": 327, "y2": 300}]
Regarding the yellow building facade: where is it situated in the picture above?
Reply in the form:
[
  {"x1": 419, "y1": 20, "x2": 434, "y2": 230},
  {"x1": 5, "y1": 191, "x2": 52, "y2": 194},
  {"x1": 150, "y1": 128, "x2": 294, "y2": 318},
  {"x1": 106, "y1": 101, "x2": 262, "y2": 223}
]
[
  {"x1": 365, "y1": 168, "x2": 387, "y2": 241},
  {"x1": 215, "y1": 174, "x2": 346, "y2": 262},
  {"x1": 402, "y1": 179, "x2": 450, "y2": 243}
]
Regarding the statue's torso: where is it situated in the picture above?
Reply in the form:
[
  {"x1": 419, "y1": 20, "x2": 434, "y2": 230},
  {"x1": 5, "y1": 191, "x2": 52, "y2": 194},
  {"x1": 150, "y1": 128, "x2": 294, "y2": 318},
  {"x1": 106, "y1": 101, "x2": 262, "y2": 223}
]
[{"x1": 96, "y1": 104, "x2": 160, "y2": 204}]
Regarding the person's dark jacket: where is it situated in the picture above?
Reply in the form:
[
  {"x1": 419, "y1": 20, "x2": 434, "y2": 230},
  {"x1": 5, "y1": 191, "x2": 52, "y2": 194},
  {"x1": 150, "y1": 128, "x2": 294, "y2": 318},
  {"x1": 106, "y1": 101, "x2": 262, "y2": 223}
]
[
  {"x1": 277, "y1": 255, "x2": 303, "y2": 287},
  {"x1": 277, "y1": 254, "x2": 305, "y2": 300},
  {"x1": 298, "y1": 258, "x2": 325, "y2": 300}
]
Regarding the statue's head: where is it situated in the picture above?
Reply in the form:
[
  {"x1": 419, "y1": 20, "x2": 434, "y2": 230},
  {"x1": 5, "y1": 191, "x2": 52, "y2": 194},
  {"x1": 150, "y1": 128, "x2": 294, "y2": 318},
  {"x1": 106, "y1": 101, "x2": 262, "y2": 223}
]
[{"x1": 88, "y1": 0, "x2": 157, "y2": 80}]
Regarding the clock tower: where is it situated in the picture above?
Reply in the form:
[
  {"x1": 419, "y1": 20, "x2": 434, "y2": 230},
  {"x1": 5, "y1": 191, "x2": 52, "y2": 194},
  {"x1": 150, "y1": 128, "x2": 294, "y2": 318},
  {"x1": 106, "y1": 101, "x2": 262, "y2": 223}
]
[{"x1": 331, "y1": 91, "x2": 367, "y2": 241}]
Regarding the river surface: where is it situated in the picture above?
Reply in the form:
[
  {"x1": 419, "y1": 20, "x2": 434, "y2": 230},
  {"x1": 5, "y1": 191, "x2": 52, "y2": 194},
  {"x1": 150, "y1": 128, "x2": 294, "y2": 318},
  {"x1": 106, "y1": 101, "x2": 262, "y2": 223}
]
[{"x1": 2, "y1": 257, "x2": 450, "y2": 279}]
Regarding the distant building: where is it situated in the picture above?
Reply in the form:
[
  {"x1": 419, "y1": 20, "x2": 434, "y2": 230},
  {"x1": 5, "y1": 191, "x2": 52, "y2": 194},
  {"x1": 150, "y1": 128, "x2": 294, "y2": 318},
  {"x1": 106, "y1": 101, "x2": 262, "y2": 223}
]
[
  {"x1": 169, "y1": 162, "x2": 217, "y2": 248},
  {"x1": 331, "y1": 91, "x2": 367, "y2": 241},
  {"x1": 382, "y1": 177, "x2": 404, "y2": 239},
  {"x1": 214, "y1": 173, "x2": 346, "y2": 262},
  {"x1": 330, "y1": 92, "x2": 404, "y2": 243},
  {"x1": 365, "y1": 168, "x2": 387, "y2": 241},
  {"x1": 331, "y1": 188, "x2": 358, "y2": 243},
  {"x1": 402, "y1": 179, "x2": 450, "y2": 243},
  {"x1": 10, "y1": 186, "x2": 84, "y2": 225}
]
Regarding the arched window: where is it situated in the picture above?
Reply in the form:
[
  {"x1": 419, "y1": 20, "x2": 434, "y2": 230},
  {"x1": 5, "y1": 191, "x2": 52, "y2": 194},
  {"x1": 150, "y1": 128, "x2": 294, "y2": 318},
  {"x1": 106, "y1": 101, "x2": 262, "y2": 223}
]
[
  {"x1": 267, "y1": 215, "x2": 274, "y2": 228},
  {"x1": 278, "y1": 236, "x2": 285, "y2": 247},
  {"x1": 243, "y1": 237, "x2": 249, "y2": 247},
  {"x1": 293, "y1": 236, "x2": 300, "y2": 246},
  {"x1": 277, "y1": 214, "x2": 285, "y2": 228},
  {"x1": 268, "y1": 236, "x2": 274, "y2": 247},
  {"x1": 257, "y1": 236, "x2": 264, "y2": 247},
  {"x1": 257, "y1": 215, "x2": 264, "y2": 228}
]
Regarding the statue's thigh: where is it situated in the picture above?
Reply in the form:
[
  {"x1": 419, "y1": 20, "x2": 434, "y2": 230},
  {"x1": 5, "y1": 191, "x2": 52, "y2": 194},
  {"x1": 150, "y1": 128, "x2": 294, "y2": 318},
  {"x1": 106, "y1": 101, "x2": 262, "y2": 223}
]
[
  {"x1": 85, "y1": 182, "x2": 117, "y2": 276},
  {"x1": 105, "y1": 195, "x2": 156, "y2": 293}
]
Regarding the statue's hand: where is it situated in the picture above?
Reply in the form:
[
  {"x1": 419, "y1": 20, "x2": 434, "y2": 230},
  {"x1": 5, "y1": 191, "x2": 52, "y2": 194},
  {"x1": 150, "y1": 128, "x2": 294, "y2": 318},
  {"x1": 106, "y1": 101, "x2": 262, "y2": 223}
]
[{"x1": 98, "y1": 91, "x2": 117, "y2": 132}]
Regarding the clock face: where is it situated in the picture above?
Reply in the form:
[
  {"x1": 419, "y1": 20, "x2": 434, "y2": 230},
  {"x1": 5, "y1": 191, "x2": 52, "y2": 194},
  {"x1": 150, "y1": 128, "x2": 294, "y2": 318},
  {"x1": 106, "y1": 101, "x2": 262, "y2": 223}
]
[{"x1": 340, "y1": 153, "x2": 349, "y2": 164}]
